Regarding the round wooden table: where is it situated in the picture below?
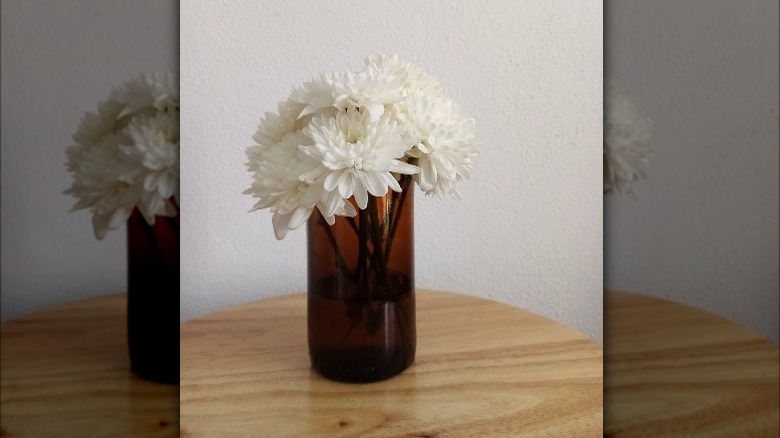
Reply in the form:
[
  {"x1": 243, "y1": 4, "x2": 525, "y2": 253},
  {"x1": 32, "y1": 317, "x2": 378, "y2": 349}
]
[
  {"x1": 0, "y1": 294, "x2": 178, "y2": 437},
  {"x1": 180, "y1": 289, "x2": 603, "y2": 437},
  {"x1": 604, "y1": 290, "x2": 780, "y2": 437}
]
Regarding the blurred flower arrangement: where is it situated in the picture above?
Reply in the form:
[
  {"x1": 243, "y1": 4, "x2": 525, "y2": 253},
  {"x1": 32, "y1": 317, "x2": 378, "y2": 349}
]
[
  {"x1": 63, "y1": 72, "x2": 180, "y2": 383},
  {"x1": 604, "y1": 82, "x2": 653, "y2": 196},
  {"x1": 244, "y1": 54, "x2": 481, "y2": 239},
  {"x1": 64, "y1": 72, "x2": 180, "y2": 239}
]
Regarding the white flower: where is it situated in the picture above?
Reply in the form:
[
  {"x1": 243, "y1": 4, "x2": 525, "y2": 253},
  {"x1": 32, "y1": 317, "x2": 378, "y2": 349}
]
[
  {"x1": 251, "y1": 98, "x2": 308, "y2": 150},
  {"x1": 244, "y1": 131, "x2": 319, "y2": 240},
  {"x1": 66, "y1": 131, "x2": 138, "y2": 240},
  {"x1": 111, "y1": 72, "x2": 178, "y2": 120},
  {"x1": 292, "y1": 69, "x2": 406, "y2": 122},
  {"x1": 245, "y1": 55, "x2": 480, "y2": 239},
  {"x1": 120, "y1": 116, "x2": 179, "y2": 223},
  {"x1": 364, "y1": 54, "x2": 441, "y2": 93},
  {"x1": 401, "y1": 90, "x2": 480, "y2": 198},
  {"x1": 64, "y1": 72, "x2": 179, "y2": 239},
  {"x1": 604, "y1": 82, "x2": 653, "y2": 196},
  {"x1": 244, "y1": 129, "x2": 359, "y2": 240},
  {"x1": 301, "y1": 109, "x2": 419, "y2": 214}
]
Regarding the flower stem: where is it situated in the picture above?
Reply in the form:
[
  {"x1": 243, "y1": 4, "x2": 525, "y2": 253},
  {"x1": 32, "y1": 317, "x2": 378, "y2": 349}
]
[
  {"x1": 346, "y1": 216, "x2": 359, "y2": 235},
  {"x1": 384, "y1": 175, "x2": 411, "y2": 261},
  {"x1": 318, "y1": 216, "x2": 353, "y2": 281},
  {"x1": 367, "y1": 199, "x2": 390, "y2": 297},
  {"x1": 358, "y1": 208, "x2": 370, "y2": 300},
  {"x1": 317, "y1": 190, "x2": 411, "y2": 338}
]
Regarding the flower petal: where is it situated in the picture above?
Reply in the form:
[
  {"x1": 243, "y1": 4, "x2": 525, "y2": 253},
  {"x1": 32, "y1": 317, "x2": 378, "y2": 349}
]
[
  {"x1": 337, "y1": 171, "x2": 354, "y2": 198},
  {"x1": 323, "y1": 170, "x2": 342, "y2": 192},
  {"x1": 365, "y1": 103, "x2": 385, "y2": 122},
  {"x1": 363, "y1": 172, "x2": 388, "y2": 197},
  {"x1": 353, "y1": 185, "x2": 368, "y2": 210},
  {"x1": 288, "y1": 207, "x2": 312, "y2": 230},
  {"x1": 272, "y1": 212, "x2": 291, "y2": 240}
]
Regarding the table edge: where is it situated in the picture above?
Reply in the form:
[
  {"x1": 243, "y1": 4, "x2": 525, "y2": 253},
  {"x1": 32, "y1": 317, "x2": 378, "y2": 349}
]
[
  {"x1": 605, "y1": 289, "x2": 780, "y2": 348},
  {"x1": 181, "y1": 289, "x2": 603, "y2": 347},
  {"x1": 0, "y1": 292, "x2": 126, "y2": 327}
]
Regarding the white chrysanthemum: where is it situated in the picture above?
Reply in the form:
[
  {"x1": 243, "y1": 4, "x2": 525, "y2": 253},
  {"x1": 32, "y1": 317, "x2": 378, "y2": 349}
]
[
  {"x1": 111, "y1": 72, "x2": 178, "y2": 120},
  {"x1": 66, "y1": 131, "x2": 138, "y2": 240},
  {"x1": 604, "y1": 82, "x2": 653, "y2": 196},
  {"x1": 300, "y1": 109, "x2": 419, "y2": 214},
  {"x1": 244, "y1": 128, "x2": 359, "y2": 239},
  {"x1": 250, "y1": 98, "x2": 308, "y2": 151},
  {"x1": 64, "y1": 72, "x2": 179, "y2": 239},
  {"x1": 292, "y1": 69, "x2": 407, "y2": 122},
  {"x1": 244, "y1": 131, "x2": 316, "y2": 239},
  {"x1": 364, "y1": 54, "x2": 441, "y2": 93},
  {"x1": 400, "y1": 90, "x2": 480, "y2": 198},
  {"x1": 120, "y1": 116, "x2": 179, "y2": 223},
  {"x1": 245, "y1": 55, "x2": 481, "y2": 239}
]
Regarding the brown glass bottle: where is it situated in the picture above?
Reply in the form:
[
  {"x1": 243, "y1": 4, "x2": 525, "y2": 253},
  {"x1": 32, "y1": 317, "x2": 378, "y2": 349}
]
[
  {"x1": 307, "y1": 180, "x2": 416, "y2": 383},
  {"x1": 127, "y1": 205, "x2": 179, "y2": 384}
]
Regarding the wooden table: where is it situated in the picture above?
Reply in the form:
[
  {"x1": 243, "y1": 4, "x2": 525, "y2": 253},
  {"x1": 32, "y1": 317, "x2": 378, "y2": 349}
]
[
  {"x1": 180, "y1": 289, "x2": 603, "y2": 437},
  {"x1": 0, "y1": 294, "x2": 178, "y2": 437},
  {"x1": 604, "y1": 290, "x2": 780, "y2": 437}
]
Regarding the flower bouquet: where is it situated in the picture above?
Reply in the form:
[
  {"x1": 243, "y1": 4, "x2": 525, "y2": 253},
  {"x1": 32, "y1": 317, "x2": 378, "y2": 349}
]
[
  {"x1": 244, "y1": 55, "x2": 481, "y2": 382},
  {"x1": 64, "y1": 72, "x2": 180, "y2": 383}
]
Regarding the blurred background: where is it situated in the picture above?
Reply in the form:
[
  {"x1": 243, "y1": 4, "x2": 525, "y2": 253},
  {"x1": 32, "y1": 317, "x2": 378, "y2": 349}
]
[
  {"x1": 179, "y1": 0, "x2": 604, "y2": 342},
  {"x1": 606, "y1": 0, "x2": 779, "y2": 343},
  {"x1": 1, "y1": 0, "x2": 177, "y2": 321}
]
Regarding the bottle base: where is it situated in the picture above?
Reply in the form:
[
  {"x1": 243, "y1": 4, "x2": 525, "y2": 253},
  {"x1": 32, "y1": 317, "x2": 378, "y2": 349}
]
[
  {"x1": 130, "y1": 357, "x2": 179, "y2": 384},
  {"x1": 310, "y1": 346, "x2": 414, "y2": 383}
]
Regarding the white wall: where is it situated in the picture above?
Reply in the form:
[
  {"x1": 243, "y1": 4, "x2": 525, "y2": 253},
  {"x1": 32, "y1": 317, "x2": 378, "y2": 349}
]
[
  {"x1": 0, "y1": 0, "x2": 177, "y2": 320},
  {"x1": 606, "y1": 0, "x2": 779, "y2": 343},
  {"x1": 180, "y1": 0, "x2": 604, "y2": 342}
]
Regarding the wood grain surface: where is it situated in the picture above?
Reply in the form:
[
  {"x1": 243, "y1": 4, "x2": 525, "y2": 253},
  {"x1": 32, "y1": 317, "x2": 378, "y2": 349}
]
[
  {"x1": 604, "y1": 290, "x2": 780, "y2": 437},
  {"x1": 0, "y1": 294, "x2": 178, "y2": 437},
  {"x1": 180, "y1": 289, "x2": 603, "y2": 437}
]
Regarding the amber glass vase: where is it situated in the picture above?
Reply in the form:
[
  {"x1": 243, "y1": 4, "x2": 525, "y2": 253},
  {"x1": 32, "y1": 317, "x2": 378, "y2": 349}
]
[
  {"x1": 307, "y1": 177, "x2": 416, "y2": 383},
  {"x1": 127, "y1": 204, "x2": 179, "y2": 384}
]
